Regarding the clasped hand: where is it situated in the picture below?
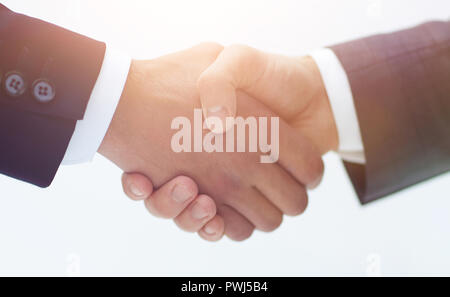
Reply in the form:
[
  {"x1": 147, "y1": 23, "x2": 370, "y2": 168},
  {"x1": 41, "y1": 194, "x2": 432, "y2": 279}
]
[{"x1": 99, "y1": 43, "x2": 339, "y2": 242}]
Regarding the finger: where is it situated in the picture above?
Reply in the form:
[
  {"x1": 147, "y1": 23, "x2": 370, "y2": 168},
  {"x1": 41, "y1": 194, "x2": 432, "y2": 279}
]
[
  {"x1": 226, "y1": 188, "x2": 283, "y2": 233},
  {"x1": 198, "y1": 45, "x2": 269, "y2": 133},
  {"x1": 198, "y1": 45, "x2": 317, "y2": 125},
  {"x1": 251, "y1": 163, "x2": 308, "y2": 216},
  {"x1": 277, "y1": 122, "x2": 325, "y2": 189},
  {"x1": 144, "y1": 176, "x2": 198, "y2": 219},
  {"x1": 236, "y1": 91, "x2": 325, "y2": 189},
  {"x1": 198, "y1": 215, "x2": 225, "y2": 242},
  {"x1": 122, "y1": 172, "x2": 154, "y2": 201},
  {"x1": 218, "y1": 205, "x2": 254, "y2": 241},
  {"x1": 199, "y1": 44, "x2": 325, "y2": 188},
  {"x1": 174, "y1": 195, "x2": 217, "y2": 232}
]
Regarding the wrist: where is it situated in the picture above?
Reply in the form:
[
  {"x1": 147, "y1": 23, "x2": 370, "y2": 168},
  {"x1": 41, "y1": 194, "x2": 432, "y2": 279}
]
[
  {"x1": 297, "y1": 56, "x2": 339, "y2": 154},
  {"x1": 98, "y1": 59, "x2": 141, "y2": 161}
]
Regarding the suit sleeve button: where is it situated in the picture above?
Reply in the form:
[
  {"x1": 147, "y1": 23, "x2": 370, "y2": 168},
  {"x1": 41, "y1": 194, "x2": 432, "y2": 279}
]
[
  {"x1": 32, "y1": 79, "x2": 56, "y2": 103},
  {"x1": 4, "y1": 71, "x2": 27, "y2": 97}
]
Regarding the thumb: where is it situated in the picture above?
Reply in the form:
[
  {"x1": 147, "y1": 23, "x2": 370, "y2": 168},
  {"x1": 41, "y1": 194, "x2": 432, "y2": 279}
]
[{"x1": 197, "y1": 45, "x2": 269, "y2": 133}]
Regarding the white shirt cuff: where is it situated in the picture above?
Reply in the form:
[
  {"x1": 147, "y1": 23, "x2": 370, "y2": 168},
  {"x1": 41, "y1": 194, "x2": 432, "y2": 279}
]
[
  {"x1": 61, "y1": 47, "x2": 131, "y2": 165},
  {"x1": 309, "y1": 48, "x2": 366, "y2": 164}
]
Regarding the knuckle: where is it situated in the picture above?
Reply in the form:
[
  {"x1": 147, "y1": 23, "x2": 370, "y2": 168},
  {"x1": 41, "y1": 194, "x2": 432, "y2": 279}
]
[
  {"x1": 174, "y1": 219, "x2": 197, "y2": 233},
  {"x1": 305, "y1": 155, "x2": 325, "y2": 186},
  {"x1": 173, "y1": 176, "x2": 199, "y2": 197},
  {"x1": 259, "y1": 214, "x2": 283, "y2": 232},
  {"x1": 227, "y1": 226, "x2": 254, "y2": 242},
  {"x1": 197, "y1": 195, "x2": 218, "y2": 216},
  {"x1": 287, "y1": 195, "x2": 309, "y2": 217},
  {"x1": 196, "y1": 42, "x2": 224, "y2": 55},
  {"x1": 144, "y1": 198, "x2": 171, "y2": 219}
]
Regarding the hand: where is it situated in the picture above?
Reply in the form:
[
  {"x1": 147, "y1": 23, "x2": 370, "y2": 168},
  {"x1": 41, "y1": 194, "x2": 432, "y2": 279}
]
[
  {"x1": 100, "y1": 43, "x2": 324, "y2": 241},
  {"x1": 197, "y1": 45, "x2": 339, "y2": 154},
  {"x1": 122, "y1": 173, "x2": 225, "y2": 242}
]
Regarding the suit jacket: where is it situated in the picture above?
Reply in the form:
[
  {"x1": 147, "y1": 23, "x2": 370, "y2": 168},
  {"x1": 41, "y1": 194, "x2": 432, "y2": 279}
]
[
  {"x1": 0, "y1": 4, "x2": 105, "y2": 187},
  {"x1": 331, "y1": 21, "x2": 450, "y2": 204}
]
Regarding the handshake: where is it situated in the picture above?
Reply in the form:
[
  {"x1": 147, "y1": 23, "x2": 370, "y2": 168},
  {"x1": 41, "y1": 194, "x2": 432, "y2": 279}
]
[
  {"x1": 1, "y1": 3, "x2": 447, "y2": 249},
  {"x1": 100, "y1": 43, "x2": 338, "y2": 241}
]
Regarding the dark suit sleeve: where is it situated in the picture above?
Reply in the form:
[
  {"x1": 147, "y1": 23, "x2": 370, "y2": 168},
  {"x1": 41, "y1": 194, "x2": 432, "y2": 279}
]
[
  {"x1": 0, "y1": 4, "x2": 105, "y2": 187},
  {"x1": 329, "y1": 21, "x2": 450, "y2": 204}
]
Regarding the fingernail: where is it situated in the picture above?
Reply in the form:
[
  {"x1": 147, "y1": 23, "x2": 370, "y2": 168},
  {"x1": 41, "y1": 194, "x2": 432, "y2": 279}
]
[
  {"x1": 191, "y1": 202, "x2": 209, "y2": 220},
  {"x1": 171, "y1": 185, "x2": 192, "y2": 203},
  {"x1": 129, "y1": 183, "x2": 144, "y2": 197},
  {"x1": 204, "y1": 225, "x2": 216, "y2": 235},
  {"x1": 207, "y1": 106, "x2": 228, "y2": 117},
  {"x1": 205, "y1": 106, "x2": 228, "y2": 133}
]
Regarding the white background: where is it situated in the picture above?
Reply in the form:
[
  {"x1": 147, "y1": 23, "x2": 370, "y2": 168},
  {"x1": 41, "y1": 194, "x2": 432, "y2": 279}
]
[{"x1": 0, "y1": 0, "x2": 449, "y2": 276}]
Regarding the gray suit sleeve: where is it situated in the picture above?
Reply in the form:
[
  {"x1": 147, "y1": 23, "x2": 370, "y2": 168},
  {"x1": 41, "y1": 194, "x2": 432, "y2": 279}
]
[{"x1": 330, "y1": 21, "x2": 450, "y2": 204}]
